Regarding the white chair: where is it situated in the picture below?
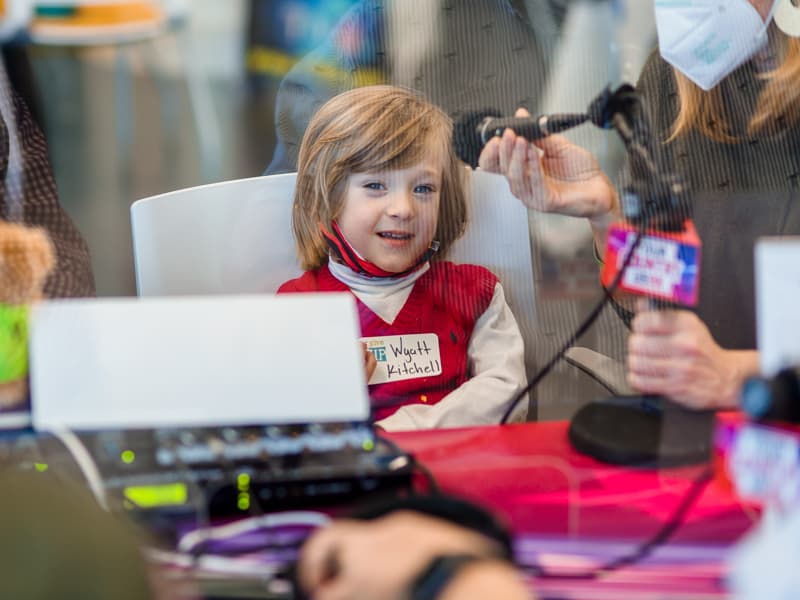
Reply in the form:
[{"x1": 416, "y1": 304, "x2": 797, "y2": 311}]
[
  {"x1": 131, "y1": 170, "x2": 631, "y2": 415},
  {"x1": 131, "y1": 172, "x2": 302, "y2": 296},
  {"x1": 131, "y1": 169, "x2": 539, "y2": 382}
]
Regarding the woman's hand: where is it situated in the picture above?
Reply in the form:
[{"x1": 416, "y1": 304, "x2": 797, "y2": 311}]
[
  {"x1": 297, "y1": 511, "x2": 508, "y2": 600},
  {"x1": 627, "y1": 300, "x2": 760, "y2": 410},
  {"x1": 477, "y1": 109, "x2": 619, "y2": 224}
]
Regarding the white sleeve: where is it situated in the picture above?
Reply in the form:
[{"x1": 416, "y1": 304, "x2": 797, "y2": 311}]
[{"x1": 375, "y1": 282, "x2": 527, "y2": 431}]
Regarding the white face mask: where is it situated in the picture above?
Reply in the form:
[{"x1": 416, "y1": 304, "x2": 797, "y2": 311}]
[{"x1": 655, "y1": 0, "x2": 777, "y2": 91}]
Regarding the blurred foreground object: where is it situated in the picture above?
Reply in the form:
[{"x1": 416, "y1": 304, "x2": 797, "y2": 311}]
[
  {"x1": 714, "y1": 417, "x2": 800, "y2": 599},
  {"x1": 0, "y1": 470, "x2": 163, "y2": 600},
  {"x1": 0, "y1": 220, "x2": 52, "y2": 408},
  {"x1": 715, "y1": 418, "x2": 800, "y2": 511},
  {"x1": 29, "y1": 1, "x2": 167, "y2": 44},
  {"x1": 0, "y1": 1, "x2": 171, "y2": 43},
  {"x1": 729, "y1": 506, "x2": 800, "y2": 600}
]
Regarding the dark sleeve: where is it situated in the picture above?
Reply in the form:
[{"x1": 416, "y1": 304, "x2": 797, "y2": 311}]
[
  {"x1": 635, "y1": 49, "x2": 681, "y2": 148},
  {"x1": 5, "y1": 91, "x2": 96, "y2": 298}
]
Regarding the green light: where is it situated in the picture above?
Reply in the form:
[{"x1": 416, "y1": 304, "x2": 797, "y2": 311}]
[
  {"x1": 124, "y1": 483, "x2": 188, "y2": 508},
  {"x1": 237, "y1": 492, "x2": 250, "y2": 511},
  {"x1": 33, "y1": 463, "x2": 48, "y2": 472},
  {"x1": 237, "y1": 472, "x2": 250, "y2": 491},
  {"x1": 120, "y1": 450, "x2": 135, "y2": 464},
  {"x1": 362, "y1": 439, "x2": 375, "y2": 452}
]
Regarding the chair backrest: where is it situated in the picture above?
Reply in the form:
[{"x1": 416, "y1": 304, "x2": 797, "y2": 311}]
[
  {"x1": 132, "y1": 173, "x2": 302, "y2": 296},
  {"x1": 131, "y1": 169, "x2": 537, "y2": 375}
]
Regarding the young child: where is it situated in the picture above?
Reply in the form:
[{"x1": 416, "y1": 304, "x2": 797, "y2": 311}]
[{"x1": 278, "y1": 85, "x2": 526, "y2": 431}]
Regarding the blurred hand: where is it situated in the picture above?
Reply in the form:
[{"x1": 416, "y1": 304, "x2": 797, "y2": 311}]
[
  {"x1": 297, "y1": 511, "x2": 508, "y2": 600},
  {"x1": 627, "y1": 300, "x2": 759, "y2": 409},
  {"x1": 477, "y1": 108, "x2": 618, "y2": 224},
  {"x1": 362, "y1": 342, "x2": 377, "y2": 382}
]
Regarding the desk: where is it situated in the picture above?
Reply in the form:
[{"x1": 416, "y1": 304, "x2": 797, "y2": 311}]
[
  {"x1": 387, "y1": 419, "x2": 757, "y2": 599},
  {"x1": 16, "y1": 419, "x2": 756, "y2": 598}
]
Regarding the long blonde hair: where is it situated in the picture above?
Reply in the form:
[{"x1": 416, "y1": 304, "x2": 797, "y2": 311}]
[
  {"x1": 292, "y1": 85, "x2": 467, "y2": 270},
  {"x1": 669, "y1": 36, "x2": 800, "y2": 142}
]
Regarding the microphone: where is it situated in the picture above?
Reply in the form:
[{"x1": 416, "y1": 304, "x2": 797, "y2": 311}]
[
  {"x1": 599, "y1": 201, "x2": 702, "y2": 307},
  {"x1": 741, "y1": 368, "x2": 800, "y2": 424},
  {"x1": 589, "y1": 85, "x2": 702, "y2": 307},
  {"x1": 452, "y1": 109, "x2": 589, "y2": 168},
  {"x1": 569, "y1": 85, "x2": 712, "y2": 469},
  {"x1": 586, "y1": 83, "x2": 640, "y2": 131}
]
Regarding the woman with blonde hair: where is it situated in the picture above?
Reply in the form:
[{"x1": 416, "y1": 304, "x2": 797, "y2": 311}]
[
  {"x1": 479, "y1": 0, "x2": 800, "y2": 411},
  {"x1": 279, "y1": 85, "x2": 526, "y2": 430}
]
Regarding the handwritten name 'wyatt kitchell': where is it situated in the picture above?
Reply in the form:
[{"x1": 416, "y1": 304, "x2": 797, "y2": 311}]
[
  {"x1": 389, "y1": 337, "x2": 433, "y2": 362},
  {"x1": 385, "y1": 337, "x2": 441, "y2": 379}
]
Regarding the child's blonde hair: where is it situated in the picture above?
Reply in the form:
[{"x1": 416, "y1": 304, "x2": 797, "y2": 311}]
[{"x1": 292, "y1": 85, "x2": 468, "y2": 270}]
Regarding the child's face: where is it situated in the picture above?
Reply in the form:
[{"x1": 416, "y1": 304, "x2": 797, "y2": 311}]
[{"x1": 337, "y1": 159, "x2": 441, "y2": 274}]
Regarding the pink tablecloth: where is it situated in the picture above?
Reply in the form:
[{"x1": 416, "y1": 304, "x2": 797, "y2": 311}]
[{"x1": 386, "y1": 419, "x2": 758, "y2": 598}]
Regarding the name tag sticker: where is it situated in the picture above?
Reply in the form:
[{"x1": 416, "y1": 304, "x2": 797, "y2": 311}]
[{"x1": 362, "y1": 333, "x2": 442, "y2": 385}]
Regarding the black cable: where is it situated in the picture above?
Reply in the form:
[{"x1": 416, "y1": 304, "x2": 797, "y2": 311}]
[
  {"x1": 561, "y1": 353, "x2": 620, "y2": 396},
  {"x1": 374, "y1": 431, "x2": 441, "y2": 496},
  {"x1": 499, "y1": 223, "x2": 648, "y2": 424},
  {"x1": 522, "y1": 465, "x2": 713, "y2": 579},
  {"x1": 500, "y1": 87, "x2": 670, "y2": 424}
]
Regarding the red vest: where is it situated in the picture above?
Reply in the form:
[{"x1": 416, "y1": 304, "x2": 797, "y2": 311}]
[{"x1": 278, "y1": 262, "x2": 497, "y2": 420}]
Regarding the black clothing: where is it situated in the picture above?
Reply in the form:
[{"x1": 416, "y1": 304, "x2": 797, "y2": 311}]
[{"x1": 635, "y1": 48, "x2": 800, "y2": 350}]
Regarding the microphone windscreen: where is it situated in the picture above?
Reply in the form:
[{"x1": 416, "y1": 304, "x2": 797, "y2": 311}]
[
  {"x1": 452, "y1": 109, "x2": 500, "y2": 169},
  {"x1": 587, "y1": 86, "x2": 614, "y2": 130},
  {"x1": 587, "y1": 83, "x2": 637, "y2": 130}
]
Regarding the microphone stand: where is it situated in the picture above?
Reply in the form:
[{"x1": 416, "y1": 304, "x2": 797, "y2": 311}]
[{"x1": 567, "y1": 86, "x2": 714, "y2": 468}]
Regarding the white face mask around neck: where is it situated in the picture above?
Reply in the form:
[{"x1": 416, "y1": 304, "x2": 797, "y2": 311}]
[{"x1": 655, "y1": 0, "x2": 778, "y2": 91}]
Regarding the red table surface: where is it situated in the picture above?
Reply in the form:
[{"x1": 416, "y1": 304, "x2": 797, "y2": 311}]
[
  {"x1": 386, "y1": 419, "x2": 756, "y2": 543},
  {"x1": 385, "y1": 418, "x2": 759, "y2": 597}
]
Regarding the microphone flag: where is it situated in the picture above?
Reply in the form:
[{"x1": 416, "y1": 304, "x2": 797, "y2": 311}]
[{"x1": 600, "y1": 220, "x2": 701, "y2": 306}]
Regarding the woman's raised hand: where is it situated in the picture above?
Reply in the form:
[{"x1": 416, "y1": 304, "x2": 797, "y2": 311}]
[{"x1": 478, "y1": 108, "x2": 619, "y2": 225}]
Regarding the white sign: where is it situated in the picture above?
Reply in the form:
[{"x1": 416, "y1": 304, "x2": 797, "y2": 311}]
[
  {"x1": 621, "y1": 234, "x2": 686, "y2": 296},
  {"x1": 29, "y1": 294, "x2": 370, "y2": 429},
  {"x1": 756, "y1": 237, "x2": 800, "y2": 375},
  {"x1": 363, "y1": 333, "x2": 442, "y2": 385}
]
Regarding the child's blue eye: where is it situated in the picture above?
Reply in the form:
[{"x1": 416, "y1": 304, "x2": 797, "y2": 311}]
[
  {"x1": 414, "y1": 184, "x2": 435, "y2": 194},
  {"x1": 364, "y1": 182, "x2": 385, "y2": 191}
]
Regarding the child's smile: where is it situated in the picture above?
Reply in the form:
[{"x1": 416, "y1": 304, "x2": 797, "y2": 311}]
[
  {"x1": 376, "y1": 229, "x2": 414, "y2": 248},
  {"x1": 337, "y1": 159, "x2": 442, "y2": 274}
]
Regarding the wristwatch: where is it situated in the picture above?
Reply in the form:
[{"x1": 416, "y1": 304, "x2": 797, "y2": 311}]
[{"x1": 409, "y1": 554, "x2": 482, "y2": 600}]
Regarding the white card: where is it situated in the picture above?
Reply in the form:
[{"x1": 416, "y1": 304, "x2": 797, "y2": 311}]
[
  {"x1": 29, "y1": 294, "x2": 371, "y2": 430},
  {"x1": 755, "y1": 238, "x2": 800, "y2": 375},
  {"x1": 362, "y1": 333, "x2": 442, "y2": 385}
]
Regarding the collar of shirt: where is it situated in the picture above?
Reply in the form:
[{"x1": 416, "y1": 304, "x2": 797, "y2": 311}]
[{"x1": 328, "y1": 259, "x2": 431, "y2": 325}]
